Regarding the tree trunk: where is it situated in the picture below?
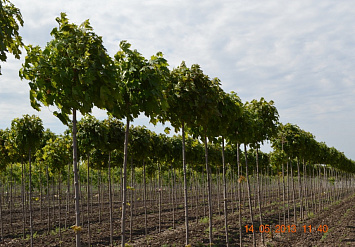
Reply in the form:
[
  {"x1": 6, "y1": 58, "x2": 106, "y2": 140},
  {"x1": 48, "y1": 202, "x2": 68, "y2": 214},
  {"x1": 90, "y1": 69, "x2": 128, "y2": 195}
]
[
  {"x1": 10, "y1": 163, "x2": 13, "y2": 230},
  {"x1": 21, "y1": 158, "x2": 25, "y2": 239},
  {"x1": 129, "y1": 158, "x2": 134, "y2": 242},
  {"x1": 171, "y1": 166, "x2": 176, "y2": 229},
  {"x1": 58, "y1": 173, "x2": 62, "y2": 242},
  {"x1": 0, "y1": 176, "x2": 3, "y2": 243},
  {"x1": 143, "y1": 160, "x2": 147, "y2": 237},
  {"x1": 282, "y1": 162, "x2": 286, "y2": 226},
  {"x1": 46, "y1": 164, "x2": 50, "y2": 234},
  {"x1": 29, "y1": 148, "x2": 34, "y2": 247},
  {"x1": 217, "y1": 169, "x2": 221, "y2": 217},
  {"x1": 39, "y1": 165, "x2": 43, "y2": 222},
  {"x1": 98, "y1": 169, "x2": 102, "y2": 224},
  {"x1": 255, "y1": 147, "x2": 264, "y2": 245},
  {"x1": 291, "y1": 159, "x2": 296, "y2": 224},
  {"x1": 121, "y1": 117, "x2": 130, "y2": 247},
  {"x1": 72, "y1": 109, "x2": 81, "y2": 247},
  {"x1": 237, "y1": 143, "x2": 242, "y2": 247},
  {"x1": 182, "y1": 123, "x2": 189, "y2": 246},
  {"x1": 194, "y1": 171, "x2": 199, "y2": 223},
  {"x1": 297, "y1": 157, "x2": 303, "y2": 220},
  {"x1": 65, "y1": 163, "x2": 70, "y2": 229},
  {"x1": 158, "y1": 163, "x2": 162, "y2": 233},
  {"x1": 244, "y1": 144, "x2": 255, "y2": 246},
  {"x1": 286, "y1": 161, "x2": 290, "y2": 223},
  {"x1": 221, "y1": 137, "x2": 229, "y2": 247},
  {"x1": 204, "y1": 133, "x2": 213, "y2": 246},
  {"x1": 108, "y1": 152, "x2": 113, "y2": 246},
  {"x1": 86, "y1": 154, "x2": 91, "y2": 247}
]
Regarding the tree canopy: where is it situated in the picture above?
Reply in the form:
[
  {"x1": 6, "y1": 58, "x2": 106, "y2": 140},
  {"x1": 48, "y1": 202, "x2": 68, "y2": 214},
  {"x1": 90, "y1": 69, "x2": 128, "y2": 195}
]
[
  {"x1": 19, "y1": 12, "x2": 117, "y2": 125},
  {"x1": 0, "y1": 0, "x2": 24, "y2": 74}
]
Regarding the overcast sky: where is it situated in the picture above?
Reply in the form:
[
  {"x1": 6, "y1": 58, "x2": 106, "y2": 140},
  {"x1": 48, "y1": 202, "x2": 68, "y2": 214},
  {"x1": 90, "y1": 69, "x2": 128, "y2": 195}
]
[{"x1": 1, "y1": 0, "x2": 355, "y2": 160}]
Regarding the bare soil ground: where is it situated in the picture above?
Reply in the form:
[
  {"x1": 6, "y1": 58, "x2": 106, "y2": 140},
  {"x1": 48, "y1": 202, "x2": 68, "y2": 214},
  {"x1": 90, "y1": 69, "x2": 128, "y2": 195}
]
[
  {"x1": 268, "y1": 193, "x2": 355, "y2": 247},
  {"x1": 0, "y1": 192, "x2": 354, "y2": 246}
]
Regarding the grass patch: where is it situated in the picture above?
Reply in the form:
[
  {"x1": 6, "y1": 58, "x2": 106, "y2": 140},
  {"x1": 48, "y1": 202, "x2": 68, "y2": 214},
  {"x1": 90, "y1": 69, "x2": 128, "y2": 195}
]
[
  {"x1": 321, "y1": 228, "x2": 331, "y2": 242},
  {"x1": 307, "y1": 211, "x2": 314, "y2": 218},
  {"x1": 344, "y1": 208, "x2": 351, "y2": 217},
  {"x1": 25, "y1": 231, "x2": 38, "y2": 240},
  {"x1": 200, "y1": 216, "x2": 209, "y2": 224},
  {"x1": 321, "y1": 231, "x2": 329, "y2": 241},
  {"x1": 334, "y1": 200, "x2": 341, "y2": 205},
  {"x1": 204, "y1": 227, "x2": 217, "y2": 234}
]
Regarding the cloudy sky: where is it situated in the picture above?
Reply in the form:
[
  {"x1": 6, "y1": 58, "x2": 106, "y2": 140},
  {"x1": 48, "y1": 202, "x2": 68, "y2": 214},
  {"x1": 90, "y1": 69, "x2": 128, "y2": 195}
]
[{"x1": 1, "y1": 0, "x2": 355, "y2": 160}]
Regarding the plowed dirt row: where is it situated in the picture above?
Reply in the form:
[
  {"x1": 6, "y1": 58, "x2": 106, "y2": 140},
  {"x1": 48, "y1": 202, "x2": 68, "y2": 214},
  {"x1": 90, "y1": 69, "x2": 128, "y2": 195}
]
[{"x1": 1, "y1": 191, "x2": 354, "y2": 246}]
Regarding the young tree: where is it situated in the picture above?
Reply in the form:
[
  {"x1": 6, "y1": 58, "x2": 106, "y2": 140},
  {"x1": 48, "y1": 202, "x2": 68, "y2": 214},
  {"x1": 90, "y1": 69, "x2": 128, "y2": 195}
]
[
  {"x1": 9, "y1": 114, "x2": 44, "y2": 247},
  {"x1": 19, "y1": 13, "x2": 117, "y2": 247},
  {"x1": 166, "y1": 62, "x2": 206, "y2": 245},
  {"x1": 0, "y1": 128, "x2": 12, "y2": 241},
  {"x1": 0, "y1": 0, "x2": 23, "y2": 74},
  {"x1": 187, "y1": 68, "x2": 222, "y2": 246},
  {"x1": 245, "y1": 98, "x2": 279, "y2": 245},
  {"x1": 101, "y1": 117, "x2": 124, "y2": 246},
  {"x1": 129, "y1": 125, "x2": 152, "y2": 237},
  {"x1": 208, "y1": 91, "x2": 242, "y2": 246},
  {"x1": 108, "y1": 40, "x2": 169, "y2": 247},
  {"x1": 41, "y1": 135, "x2": 71, "y2": 241},
  {"x1": 0, "y1": 129, "x2": 11, "y2": 174},
  {"x1": 77, "y1": 115, "x2": 107, "y2": 246}
]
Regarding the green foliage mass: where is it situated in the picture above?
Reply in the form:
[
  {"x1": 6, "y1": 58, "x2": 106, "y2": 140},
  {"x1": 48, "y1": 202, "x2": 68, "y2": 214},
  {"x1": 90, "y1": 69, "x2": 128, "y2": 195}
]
[
  {"x1": 8, "y1": 114, "x2": 44, "y2": 157},
  {"x1": 0, "y1": 0, "x2": 24, "y2": 74},
  {"x1": 19, "y1": 13, "x2": 117, "y2": 125}
]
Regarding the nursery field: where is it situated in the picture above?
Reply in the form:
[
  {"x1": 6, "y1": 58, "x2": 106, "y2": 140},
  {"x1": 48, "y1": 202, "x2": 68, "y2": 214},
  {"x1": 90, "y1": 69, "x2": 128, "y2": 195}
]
[
  {"x1": 0, "y1": 166, "x2": 354, "y2": 247},
  {"x1": 2, "y1": 2, "x2": 355, "y2": 246}
]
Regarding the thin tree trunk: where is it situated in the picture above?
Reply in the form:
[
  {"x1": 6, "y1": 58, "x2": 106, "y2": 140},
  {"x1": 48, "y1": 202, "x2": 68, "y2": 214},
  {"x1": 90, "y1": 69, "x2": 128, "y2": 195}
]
[
  {"x1": 39, "y1": 165, "x2": 43, "y2": 222},
  {"x1": 255, "y1": 147, "x2": 264, "y2": 245},
  {"x1": 244, "y1": 144, "x2": 255, "y2": 247},
  {"x1": 237, "y1": 143, "x2": 242, "y2": 247},
  {"x1": 58, "y1": 173, "x2": 62, "y2": 243},
  {"x1": 108, "y1": 152, "x2": 113, "y2": 246},
  {"x1": 194, "y1": 171, "x2": 199, "y2": 223},
  {"x1": 21, "y1": 158, "x2": 25, "y2": 239},
  {"x1": 10, "y1": 163, "x2": 13, "y2": 231},
  {"x1": 46, "y1": 164, "x2": 50, "y2": 234},
  {"x1": 217, "y1": 169, "x2": 221, "y2": 217},
  {"x1": 0, "y1": 177, "x2": 3, "y2": 243},
  {"x1": 29, "y1": 148, "x2": 34, "y2": 247},
  {"x1": 121, "y1": 117, "x2": 130, "y2": 247},
  {"x1": 220, "y1": 137, "x2": 229, "y2": 246},
  {"x1": 291, "y1": 159, "x2": 296, "y2": 224},
  {"x1": 297, "y1": 157, "x2": 303, "y2": 221},
  {"x1": 286, "y1": 161, "x2": 290, "y2": 224},
  {"x1": 72, "y1": 109, "x2": 81, "y2": 247},
  {"x1": 129, "y1": 158, "x2": 134, "y2": 242},
  {"x1": 98, "y1": 169, "x2": 102, "y2": 224},
  {"x1": 282, "y1": 162, "x2": 286, "y2": 226},
  {"x1": 182, "y1": 123, "x2": 189, "y2": 246},
  {"x1": 52, "y1": 177, "x2": 55, "y2": 229},
  {"x1": 204, "y1": 133, "x2": 213, "y2": 246},
  {"x1": 171, "y1": 166, "x2": 176, "y2": 229},
  {"x1": 143, "y1": 160, "x2": 147, "y2": 237},
  {"x1": 86, "y1": 154, "x2": 91, "y2": 247},
  {"x1": 65, "y1": 163, "x2": 70, "y2": 229},
  {"x1": 158, "y1": 163, "x2": 162, "y2": 233}
]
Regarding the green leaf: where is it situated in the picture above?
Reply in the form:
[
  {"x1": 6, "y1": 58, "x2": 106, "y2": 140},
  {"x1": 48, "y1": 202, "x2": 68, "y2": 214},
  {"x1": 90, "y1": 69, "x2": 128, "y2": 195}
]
[{"x1": 164, "y1": 127, "x2": 171, "y2": 134}]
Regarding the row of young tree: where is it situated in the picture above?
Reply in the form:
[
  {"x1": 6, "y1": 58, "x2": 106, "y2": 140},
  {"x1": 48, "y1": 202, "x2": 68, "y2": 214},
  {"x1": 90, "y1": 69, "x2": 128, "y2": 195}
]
[
  {"x1": 1, "y1": 112, "x2": 354, "y2": 247},
  {"x1": 1, "y1": 2, "x2": 355, "y2": 246}
]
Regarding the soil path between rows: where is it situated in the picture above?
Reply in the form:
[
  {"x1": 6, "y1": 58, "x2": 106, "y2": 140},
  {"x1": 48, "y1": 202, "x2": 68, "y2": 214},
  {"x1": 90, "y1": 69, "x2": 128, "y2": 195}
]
[{"x1": 267, "y1": 193, "x2": 355, "y2": 247}]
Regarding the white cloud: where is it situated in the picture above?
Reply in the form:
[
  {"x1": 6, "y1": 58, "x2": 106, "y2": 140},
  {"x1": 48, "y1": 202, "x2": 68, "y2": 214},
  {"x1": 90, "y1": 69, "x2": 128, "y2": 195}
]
[{"x1": 1, "y1": 0, "x2": 355, "y2": 159}]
